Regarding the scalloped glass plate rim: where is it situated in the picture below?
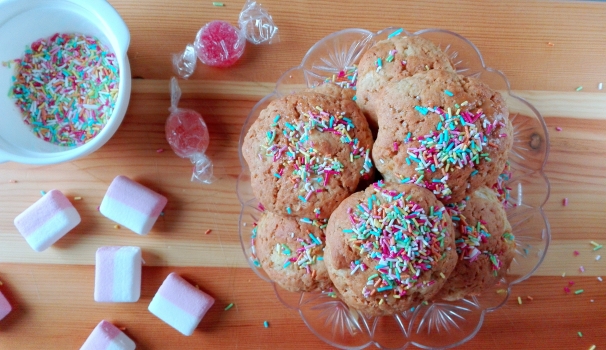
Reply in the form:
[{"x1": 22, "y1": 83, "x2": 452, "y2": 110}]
[{"x1": 236, "y1": 27, "x2": 551, "y2": 350}]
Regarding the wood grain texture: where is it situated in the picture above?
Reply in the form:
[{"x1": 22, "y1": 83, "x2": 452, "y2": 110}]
[
  {"x1": 1, "y1": 0, "x2": 606, "y2": 348},
  {"x1": 110, "y1": 0, "x2": 606, "y2": 92},
  {"x1": 0, "y1": 266, "x2": 604, "y2": 350}
]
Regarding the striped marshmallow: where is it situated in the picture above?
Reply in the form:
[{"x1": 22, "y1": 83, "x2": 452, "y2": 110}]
[
  {"x1": 100, "y1": 176, "x2": 167, "y2": 235},
  {"x1": 148, "y1": 273, "x2": 215, "y2": 336},
  {"x1": 80, "y1": 320, "x2": 135, "y2": 350},
  {"x1": 95, "y1": 246, "x2": 142, "y2": 303},
  {"x1": 14, "y1": 189, "x2": 81, "y2": 252},
  {"x1": 0, "y1": 290, "x2": 11, "y2": 321}
]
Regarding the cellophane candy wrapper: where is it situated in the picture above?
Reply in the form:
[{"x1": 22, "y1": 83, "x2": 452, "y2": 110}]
[
  {"x1": 238, "y1": 0, "x2": 280, "y2": 45},
  {"x1": 172, "y1": 44, "x2": 197, "y2": 79},
  {"x1": 172, "y1": 0, "x2": 279, "y2": 78},
  {"x1": 166, "y1": 77, "x2": 214, "y2": 184}
]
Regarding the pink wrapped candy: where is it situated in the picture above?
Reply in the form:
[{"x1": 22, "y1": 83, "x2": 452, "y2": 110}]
[
  {"x1": 165, "y1": 109, "x2": 209, "y2": 158},
  {"x1": 166, "y1": 78, "x2": 213, "y2": 184},
  {"x1": 194, "y1": 20, "x2": 246, "y2": 68}
]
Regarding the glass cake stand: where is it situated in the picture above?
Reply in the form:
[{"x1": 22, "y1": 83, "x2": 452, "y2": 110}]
[{"x1": 237, "y1": 27, "x2": 550, "y2": 349}]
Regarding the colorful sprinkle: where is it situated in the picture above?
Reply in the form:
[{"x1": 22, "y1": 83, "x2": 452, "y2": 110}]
[
  {"x1": 563, "y1": 198, "x2": 568, "y2": 206},
  {"x1": 224, "y1": 303, "x2": 234, "y2": 310},
  {"x1": 387, "y1": 28, "x2": 404, "y2": 39},
  {"x1": 598, "y1": 277, "x2": 603, "y2": 282},
  {"x1": 205, "y1": 229, "x2": 212, "y2": 235},
  {"x1": 263, "y1": 321, "x2": 269, "y2": 328},
  {"x1": 591, "y1": 241, "x2": 603, "y2": 251},
  {"x1": 40, "y1": 190, "x2": 46, "y2": 196},
  {"x1": 156, "y1": 148, "x2": 164, "y2": 153},
  {"x1": 555, "y1": 127, "x2": 562, "y2": 131},
  {"x1": 7, "y1": 33, "x2": 119, "y2": 146},
  {"x1": 212, "y1": 1, "x2": 224, "y2": 6},
  {"x1": 579, "y1": 266, "x2": 585, "y2": 273},
  {"x1": 444, "y1": 90, "x2": 454, "y2": 97},
  {"x1": 578, "y1": 331, "x2": 583, "y2": 338},
  {"x1": 342, "y1": 182, "x2": 451, "y2": 302},
  {"x1": 517, "y1": 296, "x2": 522, "y2": 305},
  {"x1": 574, "y1": 289, "x2": 584, "y2": 295},
  {"x1": 73, "y1": 196, "x2": 82, "y2": 201},
  {"x1": 262, "y1": 106, "x2": 371, "y2": 213},
  {"x1": 576, "y1": 86, "x2": 583, "y2": 91},
  {"x1": 599, "y1": 83, "x2": 603, "y2": 90}
]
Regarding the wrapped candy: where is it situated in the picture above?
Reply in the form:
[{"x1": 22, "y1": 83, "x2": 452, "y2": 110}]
[
  {"x1": 194, "y1": 20, "x2": 246, "y2": 68},
  {"x1": 172, "y1": 0, "x2": 279, "y2": 77},
  {"x1": 165, "y1": 77, "x2": 213, "y2": 184}
]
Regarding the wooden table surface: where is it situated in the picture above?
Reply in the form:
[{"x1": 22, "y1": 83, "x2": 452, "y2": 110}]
[{"x1": 1, "y1": 0, "x2": 606, "y2": 349}]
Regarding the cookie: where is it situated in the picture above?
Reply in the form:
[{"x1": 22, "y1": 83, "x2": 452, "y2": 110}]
[
  {"x1": 242, "y1": 91, "x2": 374, "y2": 219},
  {"x1": 254, "y1": 212, "x2": 332, "y2": 293},
  {"x1": 437, "y1": 186, "x2": 516, "y2": 301},
  {"x1": 324, "y1": 181, "x2": 457, "y2": 316},
  {"x1": 356, "y1": 35, "x2": 455, "y2": 130},
  {"x1": 307, "y1": 82, "x2": 356, "y2": 101},
  {"x1": 371, "y1": 69, "x2": 513, "y2": 204}
]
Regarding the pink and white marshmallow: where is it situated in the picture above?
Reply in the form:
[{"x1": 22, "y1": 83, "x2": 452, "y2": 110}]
[
  {"x1": 0, "y1": 290, "x2": 11, "y2": 321},
  {"x1": 100, "y1": 176, "x2": 167, "y2": 235},
  {"x1": 148, "y1": 273, "x2": 215, "y2": 336},
  {"x1": 14, "y1": 189, "x2": 81, "y2": 252},
  {"x1": 80, "y1": 320, "x2": 135, "y2": 350},
  {"x1": 95, "y1": 246, "x2": 142, "y2": 303}
]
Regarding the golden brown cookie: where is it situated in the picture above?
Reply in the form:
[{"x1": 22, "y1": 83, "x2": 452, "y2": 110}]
[
  {"x1": 242, "y1": 91, "x2": 374, "y2": 219},
  {"x1": 437, "y1": 186, "x2": 516, "y2": 301},
  {"x1": 324, "y1": 182, "x2": 457, "y2": 316},
  {"x1": 254, "y1": 212, "x2": 332, "y2": 293},
  {"x1": 356, "y1": 35, "x2": 456, "y2": 130},
  {"x1": 306, "y1": 82, "x2": 356, "y2": 101},
  {"x1": 371, "y1": 69, "x2": 513, "y2": 204}
]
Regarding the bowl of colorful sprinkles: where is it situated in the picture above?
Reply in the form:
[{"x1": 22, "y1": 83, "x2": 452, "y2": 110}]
[
  {"x1": 238, "y1": 28, "x2": 550, "y2": 349},
  {"x1": 0, "y1": 0, "x2": 131, "y2": 164}
]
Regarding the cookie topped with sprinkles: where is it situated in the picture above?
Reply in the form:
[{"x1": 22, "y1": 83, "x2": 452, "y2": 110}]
[
  {"x1": 437, "y1": 186, "x2": 515, "y2": 301},
  {"x1": 356, "y1": 34, "x2": 456, "y2": 130},
  {"x1": 242, "y1": 91, "x2": 374, "y2": 219},
  {"x1": 254, "y1": 212, "x2": 332, "y2": 293},
  {"x1": 371, "y1": 69, "x2": 513, "y2": 204},
  {"x1": 324, "y1": 182, "x2": 457, "y2": 316}
]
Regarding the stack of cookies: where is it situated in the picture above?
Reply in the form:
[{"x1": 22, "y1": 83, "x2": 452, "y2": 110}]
[
  {"x1": 243, "y1": 31, "x2": 516, "y2": 316},
  {"x1": 242, "y1": 87, "x2": 374, "y2": 293}
]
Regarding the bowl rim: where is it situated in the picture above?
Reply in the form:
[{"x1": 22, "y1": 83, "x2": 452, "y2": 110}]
[{"x1": 0, "y1": 0, "x2": 131, "y2": 165}]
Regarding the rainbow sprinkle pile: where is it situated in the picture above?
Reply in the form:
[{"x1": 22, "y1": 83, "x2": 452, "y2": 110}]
[
  {"x1": 276, "y1": 223, "x2": 326, "y2": 275},
  {"x1": 263, "y1": 107, "x2": 372, "y2": 211},
  {"x1": 6, "y1": 33, "x2": 119, "y2": 146},
  {"x1": 324, "y1": 65, "x2": 358, "y2": 91},
  {"x1": 343, "y1": 181, "x2": 451, "y2": 300},
  {"x1": 393, "y1": 98, "x2": 507, "y2": 201},
  {"x1": 447, "y1": 197, "x2": 514, "y2": 275}
]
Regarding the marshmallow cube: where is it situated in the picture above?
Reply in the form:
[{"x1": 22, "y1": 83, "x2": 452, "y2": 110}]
[
  {"x1": 95, "y1": 246, "x2": 142, "y2": 303},
  {"x1": 0, "y1": 291, "x2": 11, "y2": 321},
  {"x1": 14, "y1": 189, "x2": 81, "y2": 252},
  {"x1": 148, "y1": 273, "x2": 215, "y2": 336},
  {"x1": 80, "y1": 320, "x2": 135, "y2": 350},
  {"x1": 100, "y1": 176, "x2": 167, "y2": 235}
]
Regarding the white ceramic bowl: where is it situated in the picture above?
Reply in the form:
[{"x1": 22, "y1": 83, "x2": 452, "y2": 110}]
[{"x1": 0, "y1": 0, "x2": 131, "y2": 164}]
